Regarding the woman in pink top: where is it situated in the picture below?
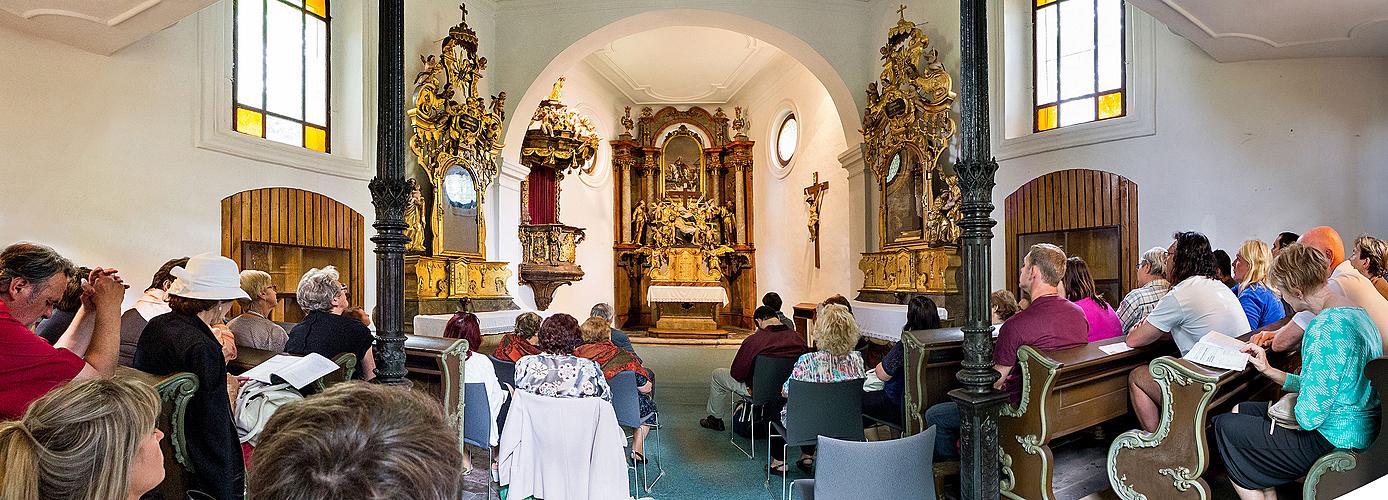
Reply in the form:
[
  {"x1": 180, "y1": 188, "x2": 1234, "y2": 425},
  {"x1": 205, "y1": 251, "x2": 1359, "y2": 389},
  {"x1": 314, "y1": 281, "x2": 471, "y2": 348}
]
[{"x1": 1063, "y1": 256, "x2": 1122, "y2": 341}]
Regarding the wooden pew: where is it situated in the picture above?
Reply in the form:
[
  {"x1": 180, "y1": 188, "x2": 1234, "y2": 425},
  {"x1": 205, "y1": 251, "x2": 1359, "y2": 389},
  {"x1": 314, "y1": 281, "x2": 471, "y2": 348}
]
[
  {"x1": 115, "y1": 366, "x2": 198, "y2": 500},
  {"x1": 227, "y1": 346, "x2": 358, "y2": 393},
  {"x1": 901, "y1": 326, "x2": 993, "y2": 435},
  {"x1": 998, "y1": 336, "x2": 1174, "y2": 500},
  {"x1": 1106, "y1": 336, "x2": 1292, "y2": 500},
  {"x1": 404, "y1": 334, "x2": 469, "y2": 451},
  {"x1": 1301, "y1": 356, "x2": 1388, "y2": 498}
]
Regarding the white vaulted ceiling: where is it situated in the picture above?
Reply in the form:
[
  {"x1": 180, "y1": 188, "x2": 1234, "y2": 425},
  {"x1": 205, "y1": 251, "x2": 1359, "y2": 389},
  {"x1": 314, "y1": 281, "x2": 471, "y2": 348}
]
[
  {"x1": 582, "y1": 26, "x2": 793, "y2": 105},
  {"x1": 0, "y1": 0, "x2": 216, "y2": 55},
  {"x1": 1130, "y1": 0, "x2": 1388, "y2": 62}
]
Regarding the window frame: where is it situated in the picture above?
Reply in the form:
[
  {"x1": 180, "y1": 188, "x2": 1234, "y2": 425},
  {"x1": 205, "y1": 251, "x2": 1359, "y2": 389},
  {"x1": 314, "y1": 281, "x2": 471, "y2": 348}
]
[
  {"x1": 232, "y1": 0, "x2": 333, "y2": 152},
  {"x1": 1031, "y1": 0, "x2": 1126, "y2": 133},
  {"x1": 775, "y1": 112, "x2": 798, "y2": 167}
]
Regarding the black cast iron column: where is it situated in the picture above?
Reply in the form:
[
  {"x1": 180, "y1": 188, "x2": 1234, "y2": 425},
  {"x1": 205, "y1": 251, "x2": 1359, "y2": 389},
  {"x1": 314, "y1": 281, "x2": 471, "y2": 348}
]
[
  {"x1": 368, "y1": 0, "x2": 410, "y2": 386},
  {"x1": 949, "y1": 0, "x2": 1005, "y2": 498}
]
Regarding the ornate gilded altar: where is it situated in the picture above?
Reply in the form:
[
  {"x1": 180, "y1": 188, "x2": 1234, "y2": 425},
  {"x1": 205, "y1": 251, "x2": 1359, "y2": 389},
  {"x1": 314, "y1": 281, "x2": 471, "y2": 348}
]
[
  {"x1": 612, "y1": 106, "x2": 755, "y2": 334},
  {"x1": 516, "y1": 79, "x2": 598, "y2": 310},
  {"x1": 856, "y1": 12, "x2": 964, "y2": 306},
  {"x1": 403, "y1": 8, "x2": 517, "y2": 325}
]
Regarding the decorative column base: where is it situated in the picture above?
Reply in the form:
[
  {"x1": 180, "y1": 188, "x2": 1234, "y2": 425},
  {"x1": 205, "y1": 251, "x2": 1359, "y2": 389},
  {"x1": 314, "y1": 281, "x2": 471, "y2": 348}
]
[{"x1": 950, "y1": 388, "x2": 1009, "y2": 500}]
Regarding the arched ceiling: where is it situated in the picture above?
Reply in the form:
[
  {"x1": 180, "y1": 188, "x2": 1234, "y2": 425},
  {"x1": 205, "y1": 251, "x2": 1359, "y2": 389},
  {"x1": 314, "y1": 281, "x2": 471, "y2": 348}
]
[
  {"x1": 581, "y1": 26, "x2": 795, "y2": 105},
  {"x1": 0, "y1": 0, "x2": 217, "y2": 55},
  {"x1": 1129, "y1": 0, "x2": 1388, "y2": 61}
]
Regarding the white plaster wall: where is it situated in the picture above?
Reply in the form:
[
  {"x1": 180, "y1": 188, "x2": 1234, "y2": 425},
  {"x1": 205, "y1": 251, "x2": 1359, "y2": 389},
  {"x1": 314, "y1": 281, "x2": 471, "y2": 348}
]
[
  {"x1": 0, "y1": 0, "x2": 499, "y2": 311},
  {"x1": 739, "y1": 61, "x2": 853, "y2": 308}
]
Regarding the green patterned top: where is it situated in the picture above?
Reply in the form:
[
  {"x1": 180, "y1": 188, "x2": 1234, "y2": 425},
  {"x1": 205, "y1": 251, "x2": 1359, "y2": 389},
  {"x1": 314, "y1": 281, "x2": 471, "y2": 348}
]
[{"x1": 1283, "y1": 307, "x2": 1383, "y2": 450}]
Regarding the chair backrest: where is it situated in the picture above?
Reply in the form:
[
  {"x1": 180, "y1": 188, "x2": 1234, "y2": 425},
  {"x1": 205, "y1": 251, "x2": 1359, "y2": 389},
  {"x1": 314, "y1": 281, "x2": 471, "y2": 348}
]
[
  {"x1": 784, "y1": 378, "x2": 866, "y2": 444},
  {"x1": 490, "y1": 355, "x2": 517, "y2": 388},
  {"x1": 814, "y1": 427, "x2": 938, "y2": 500},
  {"x1": 608, "y1": 371, "x2": 644, "y2": 428},
  {"x1": 462, "y1": 382, "x2": 491, "y2": 448},
  {"x1": 751, "y1": 355, "x2": 799, "y2": 405}
]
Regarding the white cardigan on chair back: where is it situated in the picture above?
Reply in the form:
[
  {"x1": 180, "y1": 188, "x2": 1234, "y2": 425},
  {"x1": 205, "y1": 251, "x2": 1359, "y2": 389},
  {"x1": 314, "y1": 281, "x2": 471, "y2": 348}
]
[{"x1": 498, "y1": 389, "x2": 629, "y2": 500}]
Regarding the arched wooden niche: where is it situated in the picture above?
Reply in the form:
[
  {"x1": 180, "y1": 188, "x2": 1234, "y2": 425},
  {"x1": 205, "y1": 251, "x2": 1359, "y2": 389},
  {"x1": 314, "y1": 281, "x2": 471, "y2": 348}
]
[
  {"x1": 1005, "y1": 169, "x2": 1138, "y2": 305},
  {"x1": 221, "y1": 188, "x2": 365, "y2": 322}
]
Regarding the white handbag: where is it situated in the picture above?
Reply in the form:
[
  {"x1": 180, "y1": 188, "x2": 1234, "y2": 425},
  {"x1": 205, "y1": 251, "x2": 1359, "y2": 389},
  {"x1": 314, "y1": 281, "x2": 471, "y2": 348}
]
[{"x1": 234, "y1": 380, "x2": 302, "y2": 445}]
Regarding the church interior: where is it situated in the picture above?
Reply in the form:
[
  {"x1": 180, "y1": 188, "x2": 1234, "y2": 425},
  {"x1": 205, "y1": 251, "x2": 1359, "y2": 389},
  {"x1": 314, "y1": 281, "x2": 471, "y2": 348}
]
[{"x1": 1, "y1": 0, "x2": 1386, "y2": 499}]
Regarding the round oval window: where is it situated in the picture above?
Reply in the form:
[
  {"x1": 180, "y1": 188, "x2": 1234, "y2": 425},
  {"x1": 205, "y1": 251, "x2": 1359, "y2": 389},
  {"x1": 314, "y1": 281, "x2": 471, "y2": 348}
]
[{"x1": 776, "y1": 114, "x2": 798, "y2": 166}]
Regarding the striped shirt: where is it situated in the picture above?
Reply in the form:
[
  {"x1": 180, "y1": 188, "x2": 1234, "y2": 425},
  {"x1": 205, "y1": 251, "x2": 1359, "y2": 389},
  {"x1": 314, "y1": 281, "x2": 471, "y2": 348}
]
[{"x1": 1117, "y1": 279, "x2": 1171, "y2": 335}]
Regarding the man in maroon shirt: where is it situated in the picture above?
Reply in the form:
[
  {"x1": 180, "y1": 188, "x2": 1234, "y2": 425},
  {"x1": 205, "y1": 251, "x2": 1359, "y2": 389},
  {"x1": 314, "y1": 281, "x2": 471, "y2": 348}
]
[
  {"x1": 0, "y1": 243, "x2": 125, "y2": 419},
  {"x1": 699, "y1": 305, "x2": 808, "y2": 431},
  {"x1": 922, "y1": 243, "x2": 1089, "y2": 458}
]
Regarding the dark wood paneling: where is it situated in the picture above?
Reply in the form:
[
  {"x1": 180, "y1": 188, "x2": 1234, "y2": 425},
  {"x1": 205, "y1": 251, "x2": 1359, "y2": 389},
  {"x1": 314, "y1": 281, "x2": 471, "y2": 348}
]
[{"x1": 1005, "y1": 169, "x2": 1139, "y2": 299}]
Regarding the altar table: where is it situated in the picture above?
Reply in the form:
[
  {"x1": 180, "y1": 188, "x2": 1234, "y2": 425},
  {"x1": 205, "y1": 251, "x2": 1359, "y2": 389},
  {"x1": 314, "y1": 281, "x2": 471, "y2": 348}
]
[
  {"x1": 646, "y1": 285, "x2": 730, "y2": 338},
  {"x1": 413, "y1": 309, "x2": 552, "y2": 338}
]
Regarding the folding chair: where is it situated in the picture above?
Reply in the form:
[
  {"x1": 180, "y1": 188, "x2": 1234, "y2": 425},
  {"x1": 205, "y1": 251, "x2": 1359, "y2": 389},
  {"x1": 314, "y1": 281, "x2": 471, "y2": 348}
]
[
  {"x1": 462, "y1": 383, "x2": 495, "y2": 498},
  {"x1": 609, "y1": 371, "x2": 651, "y2": 498},
  {"x1": 790, "y1": 427, "x2": 938, "y2": 500},
  {"x1": 767, "y1": 378, "x2": 865, "y2": 500},
  {"x1": 730, "y1": 355, "x2": 798, "y2": 458}
]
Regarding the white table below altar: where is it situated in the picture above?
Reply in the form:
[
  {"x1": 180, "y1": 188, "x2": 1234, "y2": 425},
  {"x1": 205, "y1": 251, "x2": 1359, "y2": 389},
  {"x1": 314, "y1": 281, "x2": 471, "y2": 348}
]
[
  {"x1": 412, "y1": 309, "x2": 552, "y2": 338},
  {"x1": 808, "y1": 301, "x2": 949, "y2": 344}
]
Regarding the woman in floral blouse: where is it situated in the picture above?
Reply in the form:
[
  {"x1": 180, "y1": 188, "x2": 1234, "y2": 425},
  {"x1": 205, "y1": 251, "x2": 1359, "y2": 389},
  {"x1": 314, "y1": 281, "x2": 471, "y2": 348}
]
[
  {"x1": 513, "y1": 313, "x2": 610, "y2": 401},
  {"x1": 770, "y1": 303, "x2": 865, "y2": 473}
]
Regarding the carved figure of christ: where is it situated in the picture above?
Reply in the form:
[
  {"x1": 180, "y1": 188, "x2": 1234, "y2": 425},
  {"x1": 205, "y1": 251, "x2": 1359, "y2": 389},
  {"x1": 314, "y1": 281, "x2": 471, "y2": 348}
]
[{"x1": 804, "y1": 171, "x2": 829, "y2": 268}]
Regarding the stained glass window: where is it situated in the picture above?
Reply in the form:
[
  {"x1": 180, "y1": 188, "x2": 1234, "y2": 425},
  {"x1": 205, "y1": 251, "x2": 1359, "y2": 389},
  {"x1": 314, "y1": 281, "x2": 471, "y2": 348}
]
[
  {"x1": 233, "y1": 0, "x2": 330, "y2": 152},
  {"x1": 1034, "y1": 0, "x2": 1124, "y2": 132}
]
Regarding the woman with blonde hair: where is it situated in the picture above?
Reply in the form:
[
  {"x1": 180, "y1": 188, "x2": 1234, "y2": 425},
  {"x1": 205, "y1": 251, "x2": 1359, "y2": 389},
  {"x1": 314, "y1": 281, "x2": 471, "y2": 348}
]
[
  {"x1": 769, "y1": 303, "x2": 866, "y2": 474},
  {"x1": 1350, "y1": 235, "x2": 1388, "y2": 299},
  {"x1": 0, "y1": 378, "x2": 165, "y2": 500},
  {"x1": 574, "y1": 316, "x2": 657, "y2": 463},
  {"x1": 1232, "y1": 239, "x2": 1286, "y2": 330}
]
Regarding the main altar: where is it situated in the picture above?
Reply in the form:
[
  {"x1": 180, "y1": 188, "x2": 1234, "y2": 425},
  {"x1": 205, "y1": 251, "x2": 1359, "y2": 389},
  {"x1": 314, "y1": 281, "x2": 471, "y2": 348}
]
[{"x1": 612, "y1": 106, "x2": 756, "y2": 337}]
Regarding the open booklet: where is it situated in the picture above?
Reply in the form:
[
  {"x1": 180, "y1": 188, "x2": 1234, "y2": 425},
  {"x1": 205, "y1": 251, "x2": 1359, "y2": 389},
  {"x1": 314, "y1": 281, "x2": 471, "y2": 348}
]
[
  {"x1": 1183, "y1": 331, "x2": 1249, "y2": 371},
  {"x1": 239, "y1": 353, "x2": 340, "y2": 390}
]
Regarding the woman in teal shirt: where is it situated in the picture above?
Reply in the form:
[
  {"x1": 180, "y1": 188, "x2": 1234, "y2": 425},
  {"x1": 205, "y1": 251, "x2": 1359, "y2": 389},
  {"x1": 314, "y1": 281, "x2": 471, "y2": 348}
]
[{"x1": 1214, "y1": 243, "x2": 1383, "y2": 500}]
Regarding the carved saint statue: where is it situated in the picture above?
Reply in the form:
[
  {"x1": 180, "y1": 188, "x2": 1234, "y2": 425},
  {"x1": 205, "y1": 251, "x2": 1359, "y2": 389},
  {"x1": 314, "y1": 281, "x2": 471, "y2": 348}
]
[
  {"x1": 632, "y1": 200, "x2": 647, "y2": 245},
  {"x1": 404, "y1": 178, "x2": 426, "y2": 252},
  {"x1": 547, "y1": 76, "x2": 565, "y2": 101}
]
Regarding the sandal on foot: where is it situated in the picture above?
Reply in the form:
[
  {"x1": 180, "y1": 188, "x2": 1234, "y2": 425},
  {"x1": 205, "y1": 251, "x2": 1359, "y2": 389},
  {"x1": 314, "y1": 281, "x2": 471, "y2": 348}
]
[
  {"x1": 769, "y1": 461, "x2": 788, "y2": 474},
  {"x1": 631, "y1": 451, "x2": 646, "y2": 465},
  {"x1": 795, "y1": 457, "x2": 815, "y2": 474}
]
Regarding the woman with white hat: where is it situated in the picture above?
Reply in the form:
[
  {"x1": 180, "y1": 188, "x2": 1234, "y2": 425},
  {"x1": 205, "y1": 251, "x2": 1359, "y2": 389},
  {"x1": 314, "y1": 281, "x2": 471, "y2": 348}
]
[{"x1": 132, "y1": 253, "x2": 249, "y2": 500}]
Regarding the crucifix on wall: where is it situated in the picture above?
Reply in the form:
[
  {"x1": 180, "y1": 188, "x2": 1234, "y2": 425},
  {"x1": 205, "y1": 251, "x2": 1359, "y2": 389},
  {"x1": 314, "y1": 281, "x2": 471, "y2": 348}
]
[{"x1": 804, "y1": 171, "x2": 829, "y2": 268}]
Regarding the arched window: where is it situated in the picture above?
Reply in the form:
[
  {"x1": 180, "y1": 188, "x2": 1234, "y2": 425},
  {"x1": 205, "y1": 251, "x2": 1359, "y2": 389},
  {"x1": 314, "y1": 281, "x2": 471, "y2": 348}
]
[
  {"x1": 776, "y1": 113, "x2": 798, "y2": 166},
  {"x1": 1034, "y1": 0, "x2": 1124, "y2": 132},
  {"x1": 233, "y1": 0, "x2": 331, "y2": 152}
]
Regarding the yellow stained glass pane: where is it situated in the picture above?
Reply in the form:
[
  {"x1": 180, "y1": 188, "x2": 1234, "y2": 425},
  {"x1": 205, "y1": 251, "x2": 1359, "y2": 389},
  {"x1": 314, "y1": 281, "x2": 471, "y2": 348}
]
[
  {"x1": 305, "y1": 125, "x2": 327, "y2": 152},
  {"x1": 1036, "y1": 105, "x2": 1058, "y2": 131},
  {"x1": 1098, "y1": 91, "x2": 1124, "y2": 119},
  {"x1": 235, "y1": 107, "x2": 263, "y2": 137},
  {"x1": 306, "y1": 0, "x2": 327, "y2": 18},
  {"x1": 1036, "y1": 0, "x2": 1057, "y2": 7}
]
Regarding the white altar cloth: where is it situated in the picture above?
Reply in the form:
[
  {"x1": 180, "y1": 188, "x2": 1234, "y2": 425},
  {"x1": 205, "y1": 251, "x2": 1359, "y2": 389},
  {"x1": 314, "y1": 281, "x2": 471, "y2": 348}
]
[
  {"x1": 413, "y1": 309, "x2": 552, "y2": 338},
  {"x1": 646, "y1": 285, "x2": 729, "y2": 306},
  {"x1": 845, "y1": 301, "x2": 950, "y2": 342}
]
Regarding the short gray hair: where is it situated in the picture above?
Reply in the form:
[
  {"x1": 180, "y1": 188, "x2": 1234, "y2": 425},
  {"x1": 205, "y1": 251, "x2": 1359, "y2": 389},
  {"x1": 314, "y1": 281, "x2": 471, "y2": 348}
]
[
  {"x1": 589, "y1": 303, "x2": 614, "y2": 322},
  {"x1": 1140, "y1": 246, "x2": 1168, "y2": 278},
  {"x1": 296, "y1": 266, "x2": 342, "y2": 312},
  {"x1": 0, "y1": 243, "x2": 76, "y2": 293}
]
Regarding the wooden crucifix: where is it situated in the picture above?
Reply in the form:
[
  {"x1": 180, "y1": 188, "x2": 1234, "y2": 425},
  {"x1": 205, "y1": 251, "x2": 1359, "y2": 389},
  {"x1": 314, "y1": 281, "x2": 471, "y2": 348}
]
[{"x1": 804, "y1": 171, "x2": 829, "y2": 268}]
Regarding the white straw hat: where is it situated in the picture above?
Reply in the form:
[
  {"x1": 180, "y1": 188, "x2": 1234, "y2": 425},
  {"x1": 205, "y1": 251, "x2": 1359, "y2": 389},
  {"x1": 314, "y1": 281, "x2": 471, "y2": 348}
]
[{"x1": 166, "y1": 253, "x2": 251, "y2": 301}]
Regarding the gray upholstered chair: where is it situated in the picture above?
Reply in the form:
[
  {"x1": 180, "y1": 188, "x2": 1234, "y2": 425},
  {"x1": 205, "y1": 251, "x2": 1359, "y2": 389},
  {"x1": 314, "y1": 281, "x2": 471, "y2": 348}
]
[
  {"x1": 790, "y1": 426, "x2": 938, "y2": 500},
  {"x1": 767, "y1": 378, "x2": 866, "y2": 499}
]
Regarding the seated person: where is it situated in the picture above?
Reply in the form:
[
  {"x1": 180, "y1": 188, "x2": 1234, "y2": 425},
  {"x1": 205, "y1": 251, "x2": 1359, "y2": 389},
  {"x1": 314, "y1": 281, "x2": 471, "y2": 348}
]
[
  {"x1": 1258, "y1": 227, "x2": 1354, "y2": 351},
  {"x1": 0, "y1": 243, "x2": 123, "y2": 420},
  {"x1": 770, "y1": 303, "x2": 866, "y2": 474},
  {"x1": 863, "y1": 296, "x2": 941, "y2": 428},
  {"x1": 1212, "y1": 243, "x2": 1383, "y2": 500},
  {"x1": 248, "y1": 382, "x2": 466, "y2": 499},
  {"x1": 132, "y1": 253, "x2": 248, "y2": 500},
  {"x1": 698, "y1": 305, "x2": 808, "y2": 432},
  {"x1": 285, "y1": 266, "x2": 376, "y2": 380},
  {"x1": 576, "y1": 316, "x2": 656, "y2": 463},
  {"x1": 0, "y1": 378, "x2": 165, "y2": 500},
  {"x1": 589, "y1": 302, "x2": 638, "y2": 360},
  {"x1": 1117, "y1": 246, "x2": 1172, "y2": 335},
  {"x1": 763, "y1": 291, "x2": 797, "y2": 331},
  {"x1": 1232, "y1": 239, "x2": 1286, "y2": 330},
  {"x1": 1214, "y1": 249, "x2": 1239, "y2": 289},
  {"x1": 495, "y1": 311, "x2": 542, "y2": 362},
  {"x1": 227, "y1": 269, "x2": 288, "y2": 352},
  {"x1": 1064, "y1": 256, "x2": 1122, "y2": 341},
  {"x1": 925, "y1": 243, "x2": 1088, "y2": 459},
  {"x1": 442, "y1": 311, "x2": 507, "y2": 457},
  {"x1": 514, "y1": 314, "x2": 610, "y2": 400},
  {"x1": 121, "y1": 257, "x2": 188, "y2": 366},
  {"x1": 1350, "y1": 234, "x2": 1388, "y2": 300},
  {"x1": 991, "y1": 289, "x2": 1019, "y2": 324},
  {"x1": 34, "y1": 265, "x2": 89, "y2": 344},
  {"x1": 1127, "y1": 231, "x2": 1249, "y2": 432}
]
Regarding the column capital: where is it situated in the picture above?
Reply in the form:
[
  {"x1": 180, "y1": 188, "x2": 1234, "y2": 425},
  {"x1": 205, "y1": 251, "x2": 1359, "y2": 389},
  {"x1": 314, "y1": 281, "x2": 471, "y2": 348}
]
[{"x1": 838, "y1": 143, "x2": 867, "y2": 179}]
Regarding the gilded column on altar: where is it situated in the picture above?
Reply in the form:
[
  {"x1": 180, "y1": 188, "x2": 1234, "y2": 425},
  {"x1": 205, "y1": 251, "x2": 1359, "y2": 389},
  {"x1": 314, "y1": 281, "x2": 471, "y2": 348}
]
[
  {"x1": 733, "y1": 162, "x2": 746, "y2": 245},
  {"x1": 620, "y1": 162, "x2": 632, "y2": 243}
]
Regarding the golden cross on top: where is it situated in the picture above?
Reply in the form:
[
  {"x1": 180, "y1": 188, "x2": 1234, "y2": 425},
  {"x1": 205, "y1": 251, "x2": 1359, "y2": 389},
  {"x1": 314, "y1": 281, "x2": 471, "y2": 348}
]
[
  {"x1": 897, "y1": 4, "x2": 908, "y2": 19},
  {"x1": 459, "y1": 4, "x2": 468, "y2": 21}
]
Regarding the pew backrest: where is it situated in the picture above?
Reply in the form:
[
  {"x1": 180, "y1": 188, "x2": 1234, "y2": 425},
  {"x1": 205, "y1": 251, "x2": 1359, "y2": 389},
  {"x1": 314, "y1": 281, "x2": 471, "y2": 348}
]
[
  {"x1": 901, "y1": 326, "x2": 975, "y2": 435},
  {"x1": 1303, "y1": 356, "x2": 1388, "y2": 499},
  {"x1": 115, "y1": 366, "x2": 198, "y2": 500},
  {"x1": 404, "y1": 334, "x2": 469, "y2": 451}
]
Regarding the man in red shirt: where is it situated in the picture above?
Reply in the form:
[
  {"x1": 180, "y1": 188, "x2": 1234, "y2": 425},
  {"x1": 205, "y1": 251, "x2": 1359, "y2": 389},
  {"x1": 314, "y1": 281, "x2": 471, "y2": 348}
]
[
  {"x1": 922, "y1": 243, "x2": 1090, "y2": 459},
  {"x1": 699, "y1": 305, "x2": 809, "y2": 431},
  {"x1": 0, "y1": 243, "x2": 125, "y2": 419}
]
